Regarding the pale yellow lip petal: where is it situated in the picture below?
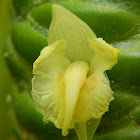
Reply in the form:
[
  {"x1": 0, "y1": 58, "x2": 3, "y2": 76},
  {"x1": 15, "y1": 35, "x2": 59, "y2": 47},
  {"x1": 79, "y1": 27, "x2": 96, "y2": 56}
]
[
  {"x1": 88, "y1": 38, "x2": 120, "y2": 76},
  {"x1": 62, "y1": 61, "x2": 89, "y2": 135},
  {"x1": 48, "y1": 4, "x2": 96, "y2": 63}
]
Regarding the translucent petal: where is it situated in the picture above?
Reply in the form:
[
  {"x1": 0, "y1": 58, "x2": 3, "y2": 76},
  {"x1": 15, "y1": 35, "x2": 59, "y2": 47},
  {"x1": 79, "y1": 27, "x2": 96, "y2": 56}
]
[
  {"x1": 32, "y1": 40, "x2": 70, "y2": 129},
  {"x1": 75, "y1": 122, "x2": 87, "y2": 140},
  {"x1": 74, "y1": 118, "x2": 101, "y2": 140},
  {"x1": 86, "y1": 118, "x2": 101, "y2": 140},
  {"x1": 88, "y1": 38, "x2": 120, "y2": 76},
  {"x1": 33, "y1": 40, "x2": 70, "y2": 74},
  {"x1": 73, "y1": 73, "x2": 114, "y2": 123},
  {"x1": 48, "y1": 5, "x2": 96, "y2": 63}
]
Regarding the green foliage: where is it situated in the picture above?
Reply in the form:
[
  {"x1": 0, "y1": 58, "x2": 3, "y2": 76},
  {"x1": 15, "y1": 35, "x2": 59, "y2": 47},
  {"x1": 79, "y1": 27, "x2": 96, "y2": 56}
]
[{"x1": 31, "y1": 0, "x2": 140, "y2": 43}]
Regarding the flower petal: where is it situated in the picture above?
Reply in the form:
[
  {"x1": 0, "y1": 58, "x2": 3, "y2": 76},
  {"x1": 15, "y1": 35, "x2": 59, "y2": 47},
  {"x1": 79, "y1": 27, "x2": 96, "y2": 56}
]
[
  {"x1": 32, "y1": 40, "x2": 70, "y2": 128},
  {"x1": 88, "y1": 38, "x2": 120, "y2": 76},
  {"x1": 48, "y1": 5, "x2": 96, "y2": 63},
  {"x1": 63, "y1": 61, "x2": 89, "y2": 135},
  {"x1": 33, "y1": 40, "x2": 70, "y2": 74},
  {"x1": 73, "y1": 73, "x2": 114, "y2": 122}
]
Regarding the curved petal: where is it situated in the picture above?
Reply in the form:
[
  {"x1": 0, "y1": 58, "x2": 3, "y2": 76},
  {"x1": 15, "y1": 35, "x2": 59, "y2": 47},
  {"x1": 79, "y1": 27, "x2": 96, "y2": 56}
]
[
  {"x1": 48, "y1": 5, "x2": 96, "y2": 63},
  {"x1": 33, "y1": 40, "x2": 70, "y2": 74},
  {"x1": 62, "y1": 61, "x2": 89, "y2": 135},
  {"x1": 88, "y1": 38, "x2": 120, "y2": 76},
  {"x1": 32, "y1": 40, "x2": 70, "y2": 128}
]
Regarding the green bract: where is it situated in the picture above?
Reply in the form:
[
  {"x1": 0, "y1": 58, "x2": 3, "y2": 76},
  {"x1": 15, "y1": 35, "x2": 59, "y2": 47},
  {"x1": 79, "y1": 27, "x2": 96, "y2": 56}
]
[{"x1": 32, "y1": 5, "x2": 120, "y2": 140}]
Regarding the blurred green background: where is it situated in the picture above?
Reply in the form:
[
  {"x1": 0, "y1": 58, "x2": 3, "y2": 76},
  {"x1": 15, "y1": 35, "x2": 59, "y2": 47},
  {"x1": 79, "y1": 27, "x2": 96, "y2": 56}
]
[
  {"x1": 0, "y1": 0, "x2": 13, "y2": 139},
  {"x1": 0, "y1": 0, "x2": 140, "y2": 140}
]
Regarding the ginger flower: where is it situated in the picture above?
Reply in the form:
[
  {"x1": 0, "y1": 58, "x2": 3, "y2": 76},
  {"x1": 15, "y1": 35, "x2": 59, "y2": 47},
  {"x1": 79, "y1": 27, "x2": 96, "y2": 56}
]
[{"x1": 32, "y1": 5, "x2": 120, "y2": 140}]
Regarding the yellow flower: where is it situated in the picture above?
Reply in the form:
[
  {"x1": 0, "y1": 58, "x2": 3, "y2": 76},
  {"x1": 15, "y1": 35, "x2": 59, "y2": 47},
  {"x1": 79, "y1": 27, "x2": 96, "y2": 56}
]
[{"x1": 32, "y1": 5, "x2": 120, "y2": 140}]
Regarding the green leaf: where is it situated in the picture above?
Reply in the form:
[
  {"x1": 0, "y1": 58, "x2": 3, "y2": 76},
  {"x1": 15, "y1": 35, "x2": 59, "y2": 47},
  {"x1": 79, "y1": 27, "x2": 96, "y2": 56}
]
[
  {"x1": 11, "y1": 21, "x2": 47, "y2": 64},
  {"x1": 11, "y1": 84, "x2": 62, "y2": 136},
  {"x1": 4, "y1": 37, "x2": 32, "y2": 84},
  {"x1": 31, "y1": 0, "x2": 140, "y2": 42},
  {"x1": 107, "y1": 37, "x2": 140, "y2": 86}
]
